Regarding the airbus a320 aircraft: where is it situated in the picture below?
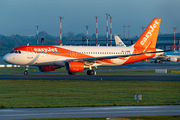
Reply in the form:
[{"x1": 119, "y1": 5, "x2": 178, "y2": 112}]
[{"x1": 3, "y1": 18, "x2": 163, "y2": 75}]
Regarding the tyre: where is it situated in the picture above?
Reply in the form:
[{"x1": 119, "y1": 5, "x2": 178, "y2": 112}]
[
  {"x1": 87, "y1": 70, "x2": 94, "y2": 75},
  {"x1": 24, "y1": 71, "x2": 28, "y2": 75}
]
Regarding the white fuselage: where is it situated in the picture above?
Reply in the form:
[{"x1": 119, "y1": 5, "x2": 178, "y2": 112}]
[{"x1": 3, "y1": 46, "x2": 135, "y2": 67}]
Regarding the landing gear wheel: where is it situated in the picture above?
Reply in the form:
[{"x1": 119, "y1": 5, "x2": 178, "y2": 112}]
[
  {"x1": 68, "y1": 72, "x2": 76, "y2": 75},
  {"x1": 24, "y1": 71, "x2": 28, "y2": 75},
  {"x1": 87, "y1": 70, "x2": 94, "y2": 75},
  {"x1": 24, "y1": 65, "x2": 29, "y2": 75}
]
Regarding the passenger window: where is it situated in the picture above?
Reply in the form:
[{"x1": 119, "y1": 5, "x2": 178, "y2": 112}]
[{"x1": 18, "y1": 51, "x2": 21, "y2": 54}]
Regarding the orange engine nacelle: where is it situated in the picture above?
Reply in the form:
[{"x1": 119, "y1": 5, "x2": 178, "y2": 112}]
[
  {"x1": 38, "y1": 66, "x2": 57, "y2": 72},
  {"x1": 65, "y1": 61, "x2": 84, "y2": 72}
]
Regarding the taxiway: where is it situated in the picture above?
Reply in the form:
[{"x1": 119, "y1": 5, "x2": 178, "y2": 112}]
[{"x1": 0, "y1": 74, "x2": 180, "y2": 81}]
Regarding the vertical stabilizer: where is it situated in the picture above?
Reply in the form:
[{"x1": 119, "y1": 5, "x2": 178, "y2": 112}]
[
  {"x1": 134, "y1": 18, "x2": 161, "y2": 49},
  {"x1": 114, "y1": 35, "x2": 126, "y2": 47}
]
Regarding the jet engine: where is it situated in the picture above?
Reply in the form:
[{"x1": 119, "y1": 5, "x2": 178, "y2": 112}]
[
  {"x1": 38, "y1": 66, "x2": 57, "y2": 72},
  {"x1": 65, "y1": 61, "x2": 85, "y2": 72},
  {"x1": 169, "y1": 57, "x2": 177, "y2": 62}
]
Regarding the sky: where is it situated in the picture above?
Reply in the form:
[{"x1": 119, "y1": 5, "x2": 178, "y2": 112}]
[{"x1": 0, "y1": 0, "x2": 180, "y2": 38}]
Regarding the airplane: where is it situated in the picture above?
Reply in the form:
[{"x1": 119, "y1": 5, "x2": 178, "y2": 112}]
[
  {"x1": 3, "y1": 18, "x2": 164, "y2": 75},
  {"x1": 114, "y1": 35, "x2": 126, "y2": 47},
  {"x1": 154, "y1": 50, "x2": 180, "y2": 63}
]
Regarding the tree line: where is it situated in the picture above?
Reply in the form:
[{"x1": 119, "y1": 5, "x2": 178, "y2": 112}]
[{"x1": 0, "y1": 31, "x2": 122, "y2": 55}]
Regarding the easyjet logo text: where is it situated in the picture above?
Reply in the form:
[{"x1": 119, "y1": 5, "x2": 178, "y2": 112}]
[
  {"x1": 34, "y1": 47, "x2": 58, "y2": 52},
  {"x1": 140, "y1": 20, "x2": 159, "y2": 45}
]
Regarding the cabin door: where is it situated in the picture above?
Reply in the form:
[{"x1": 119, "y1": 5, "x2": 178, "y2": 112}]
[{"x1": 27, "y1": 47, "x2": 33, "y2": 59}]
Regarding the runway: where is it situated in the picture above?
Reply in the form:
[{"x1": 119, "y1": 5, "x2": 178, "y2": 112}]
[
  {"x1": 0, "y1": 105, "x2": 180, "y2": 119},
  {"x1": 1, "y1": 74, "x2": 180, "y2": 81}
]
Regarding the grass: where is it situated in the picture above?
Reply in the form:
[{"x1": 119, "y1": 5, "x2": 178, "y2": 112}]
[{"x1": 0, "y1": 80, "x2": 179, "y2": 108}]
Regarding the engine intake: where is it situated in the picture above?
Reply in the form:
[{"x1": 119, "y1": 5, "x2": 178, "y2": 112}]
[{"x1": 65, "y1": 61, "x2": 84, "y2": 72}]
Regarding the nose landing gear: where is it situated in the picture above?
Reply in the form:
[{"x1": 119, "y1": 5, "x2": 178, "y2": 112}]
[{"x1": 24, "y1": 65, "x2": 29, "y2": 75}]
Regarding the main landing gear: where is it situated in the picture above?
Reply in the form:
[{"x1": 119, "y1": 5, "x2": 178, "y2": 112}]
[
  {"x1": 87, "y1": 70, "x2": 95, "y2": 75},
  {"x1": 86, "y1": 65, "x2": 96, "y2": 75},
  {"x1": 24, "y1": 65, "x2": 29, "y2": 75}
]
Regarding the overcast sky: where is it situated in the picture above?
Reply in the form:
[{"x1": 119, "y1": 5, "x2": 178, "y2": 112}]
[{"x1": 0, "y1": 0, "x2": 180, "y2": 38}]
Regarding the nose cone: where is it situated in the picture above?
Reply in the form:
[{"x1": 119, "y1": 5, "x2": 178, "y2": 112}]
[{"x1": 3, "y1": 54, "x2": 12, "y2": 64}]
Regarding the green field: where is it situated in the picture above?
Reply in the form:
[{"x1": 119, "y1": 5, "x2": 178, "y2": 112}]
[{"x1": 0, "y1": 80, "x2": 179, "y2": 108}]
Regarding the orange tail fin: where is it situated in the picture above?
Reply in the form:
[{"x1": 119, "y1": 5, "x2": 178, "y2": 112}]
[{"x1": 134, "y1": 18, "x2": 161, "y2": 49}]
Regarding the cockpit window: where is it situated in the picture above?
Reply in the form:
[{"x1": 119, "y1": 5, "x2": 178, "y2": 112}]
[{"x1": 10, "y1": 50, "x2": 21, "y2": 54}]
